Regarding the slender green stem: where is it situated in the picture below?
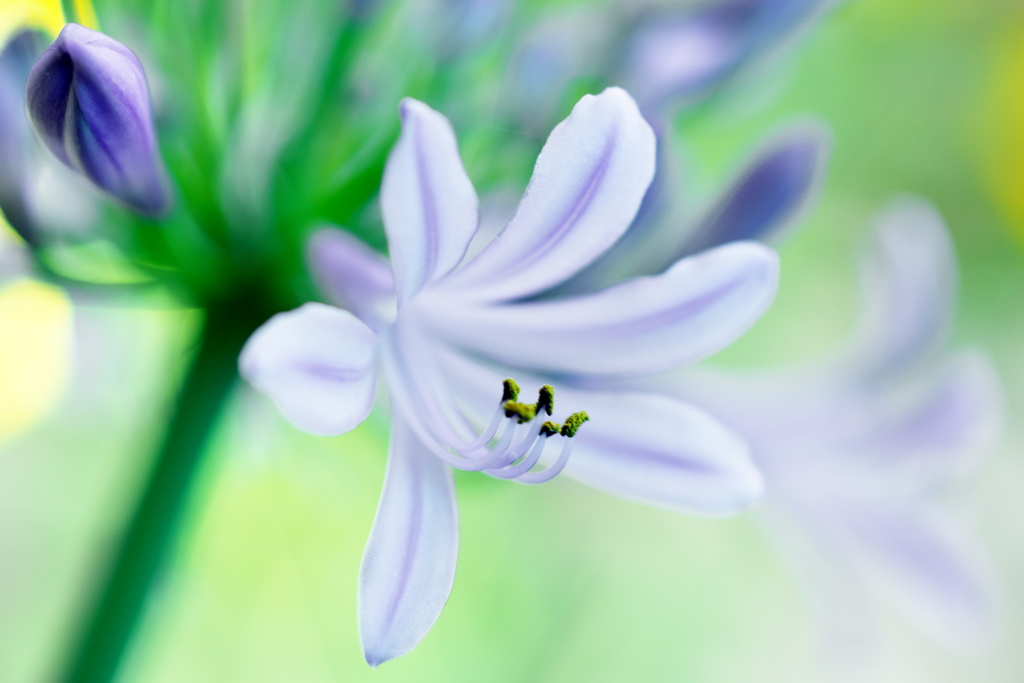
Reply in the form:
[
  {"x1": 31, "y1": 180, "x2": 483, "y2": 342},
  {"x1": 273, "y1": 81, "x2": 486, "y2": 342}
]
[
  {"x1": 60, "y1": 0, "x2": 80, "y2": 24},
  {"x1": 56, "y1": 296, "x2": 265, "y2": 683}
]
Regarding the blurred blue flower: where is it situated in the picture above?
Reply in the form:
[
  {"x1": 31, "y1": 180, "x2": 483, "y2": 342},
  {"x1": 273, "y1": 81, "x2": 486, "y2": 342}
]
[
  {"x1": 241, "y1": 87, "x2": 779, "y2": 665},
  {"x1": 622, "y1": 0, "x2": 839, "y2": 113},
  {"x1": 26, "y1": 23, "x2": 170, "y2": 216},
  {"x1": 639, "y1": 199, "x2": 1002, "y2": 651}
]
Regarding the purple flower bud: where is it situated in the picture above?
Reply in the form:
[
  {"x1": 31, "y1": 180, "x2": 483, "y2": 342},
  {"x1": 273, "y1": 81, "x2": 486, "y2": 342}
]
[{"x1": 26, "y1": 23, "x2": 171, "y2": 216}]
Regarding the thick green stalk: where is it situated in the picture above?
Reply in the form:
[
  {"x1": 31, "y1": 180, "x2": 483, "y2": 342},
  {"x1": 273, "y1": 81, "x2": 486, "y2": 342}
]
[{"x1": 56, "y1": 298, "x2": 263, "y2": 683}]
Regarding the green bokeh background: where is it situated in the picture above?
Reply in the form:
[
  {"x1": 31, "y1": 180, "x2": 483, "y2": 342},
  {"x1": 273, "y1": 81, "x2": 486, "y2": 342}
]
[{"x1": 3, "y1": 0, "x2": 1024, "y2": 680}]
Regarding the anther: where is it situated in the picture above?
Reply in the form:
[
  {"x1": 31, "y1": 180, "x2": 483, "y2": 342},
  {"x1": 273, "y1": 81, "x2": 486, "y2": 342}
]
[
  {"x1": 503, "y1": 400, "x2": 537, "y2": 423},
  {"x1": 501, "y1": 378, "x2": 521, "y2": 403},
  {"x1": 560, "y1": 412, "x2": 589, "y2": 438},
  {"x1": 536, "y1": 385, "x2": 555, "y2": 416},
  {"x1": 539, "y1": 421, "x2": 561, "y2": 437}
]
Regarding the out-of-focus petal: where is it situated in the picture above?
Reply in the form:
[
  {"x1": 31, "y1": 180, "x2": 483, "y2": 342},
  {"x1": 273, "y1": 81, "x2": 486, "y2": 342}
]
[
  {"x1": 623, "y1": 0, "x2": 834, "y2": 110},
  {"x1": 681, "y1": 126, "x2": 828, "y2": 255},
  {"x1": 846, "y1": 507, "x2": 998, "y2": 651},
  {"x1": 859, "y1": 350, "x2": 1002, "y2": 482},
  {"x1": 239, "y1": 303, "x2": 377, "y2": 436},
  {"x1": 25, "y1": 23, "x2": 170, "y2": 215},
  {"x1": 445, "y1": 87, "x2": 656, "y2": 302},
  {"x1": 307, "y1": 228, "x2": 397, "y2": 330},
  {"x1": 380, "y1": 98, "x2": 479, "y2": 305},
  {"x1": 428, "y1": 241, "x2": 777, "y2": 376},
  {"x1": 567, "y1": 391, "x2": 764, "y2": 515},
  {"x1": 854, "y1": 198, "x2": 955, "y2": 375},
  {"x1": 359, "y1": 416, "x2": 459, "y2": 666}
]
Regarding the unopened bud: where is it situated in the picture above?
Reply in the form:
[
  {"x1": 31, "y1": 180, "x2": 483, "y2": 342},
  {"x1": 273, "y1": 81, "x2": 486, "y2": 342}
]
[{"x1": 26, "y1": 23, "x2": 170, "y2": 216}]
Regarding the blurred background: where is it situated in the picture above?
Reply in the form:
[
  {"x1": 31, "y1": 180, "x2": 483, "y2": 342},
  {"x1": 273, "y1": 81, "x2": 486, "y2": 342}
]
[{"x1": 2, "y1": 0, "x2": 1024, "y2": 680}]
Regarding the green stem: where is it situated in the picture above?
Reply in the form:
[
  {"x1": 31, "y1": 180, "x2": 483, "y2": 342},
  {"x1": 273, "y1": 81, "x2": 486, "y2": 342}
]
[
  {"x1": 56, "y1": 297, "x2": 264, "y2": 683},
  {"x1": 60, "y1": 0, "x2": 80, "y2": 24}
]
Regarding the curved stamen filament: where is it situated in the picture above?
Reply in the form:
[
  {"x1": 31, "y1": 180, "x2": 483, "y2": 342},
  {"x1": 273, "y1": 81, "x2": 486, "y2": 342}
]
[{"x1": 516, "y1": 438, "x2": 575, "y2": 485}]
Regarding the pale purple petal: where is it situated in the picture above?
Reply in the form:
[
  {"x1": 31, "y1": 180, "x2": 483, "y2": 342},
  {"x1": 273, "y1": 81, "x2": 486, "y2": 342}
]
[
  {"x1": 854, "y1": 198, "x2": 955, "y2": 375},
  {"x1": 567, "y1": 391, "x2": 764, "y2": 515},
  {"x1": 359, "y1": 415, "x2": 459, "y2": 666},
  {"x1": 427, "y1": 241, "x2": 777, "y2": 376},
  {"x1": 444, "y1": 87, "x2": 656, "y2": 302},
  {"x1": 858, "y1": 351, "x2": 1002, "y2": 482},
  {"x1": 431, "y1": 347, "x2": 762, "y2": 515},
  {"x1": 380, "y1": 98, "x2": 479, "y2": 304},
  {"x1": 681, "y1": 126, "x2": 828, "y2": 255},
  {"x1": 846, "y1": 507, "x2": 998, "y2": 650},
  {"x1": 307, "y1": 228, "x2": 396, "y2": 330},
  {"x1": 239, "y1": 303, "x2": 377, "y2": 436}
]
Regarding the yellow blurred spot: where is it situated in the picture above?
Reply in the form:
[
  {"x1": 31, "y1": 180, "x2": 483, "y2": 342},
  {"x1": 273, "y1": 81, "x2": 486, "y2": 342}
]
[
  {"x1": 0, "y1": 0, "x2": 98, "y2": 42},
  {"x1": 0, "y1": 278, "x2": 72, "y2": 441},
  {"x1": 976, "y1": 26, "x2": 1024, "y2": 243}
]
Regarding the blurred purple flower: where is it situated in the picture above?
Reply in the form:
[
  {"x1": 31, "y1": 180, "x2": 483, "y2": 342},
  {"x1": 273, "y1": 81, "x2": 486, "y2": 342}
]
[
  {"x1": 241, "y1": 88, "x2": 779, "y2": 665},
  {"x1": 26, "y1": 23, "x2": 170, "y2": 216},
  {"x1": 639, "y1": 199, "x2": 1002, "y2": 651},
  {"x1": 622, "y1": 0, "x2": 838, "y2": 113}
]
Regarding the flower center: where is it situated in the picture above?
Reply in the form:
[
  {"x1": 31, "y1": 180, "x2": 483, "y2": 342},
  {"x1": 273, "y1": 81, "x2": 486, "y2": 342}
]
[{"x1": 445, "y1": 378, "x2": 589, "y2": 484}]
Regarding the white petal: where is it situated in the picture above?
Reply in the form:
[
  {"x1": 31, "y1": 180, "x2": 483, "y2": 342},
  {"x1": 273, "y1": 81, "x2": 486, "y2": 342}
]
[
  {"x1": 566, "y1": 391, "x2": 764, "y2": 515},
  {"x1": 427, "y1": 241, "x2": 778, "y2": 376},
  {"x1": 359, "y1": 415, "x2": 459, "y2": 666},
  {"x1": 380, "y1": 98, "x2": 479, "y2": 304},
  {"x1": 444, "y1": 87, "x2": 656, "y2": 302},
  {"x1": 307, "y1": 227, "x2": 396, "y2": 330},
  {"x1": 239, "y1": 303, "x2": 377, "y2": 436}
]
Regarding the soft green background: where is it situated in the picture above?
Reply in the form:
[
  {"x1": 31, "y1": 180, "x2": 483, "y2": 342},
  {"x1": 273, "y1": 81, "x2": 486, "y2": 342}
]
[{"x1": 3, "y1": 0, "x2": 1024, "y2": 680}]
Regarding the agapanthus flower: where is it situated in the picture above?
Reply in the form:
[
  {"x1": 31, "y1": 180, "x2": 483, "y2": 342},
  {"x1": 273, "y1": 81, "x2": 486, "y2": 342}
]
[
  {"x1": 623, "y1": 199, "x2": 1002, "y2": 652},
  {"x1": 25, "y1": 22, "x2": 170, "y2": 216},
  {"x1": 241, "y1": 87, "x2": 780, "y2": 665}
]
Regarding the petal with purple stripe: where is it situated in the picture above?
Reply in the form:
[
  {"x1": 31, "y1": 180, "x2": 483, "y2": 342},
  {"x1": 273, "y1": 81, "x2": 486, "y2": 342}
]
[
  {"x1": 427, "y1": 241, "x2": 778, "y2": 376},
  {"x1": 444, "y1": 87, "x2": 656, "y2": 302},
  {"x1": 380, "y1": 98, "x2": 479, "y2": 305},
  {"x1": 360, "y1": 415, "x2": 459, "y2": 666},
  {"x1": 239, "y1": 303, "x2": 377, "y2": 436},
  {"x1": 567, "y1": 391, "x2": 764, "y2": 515}
]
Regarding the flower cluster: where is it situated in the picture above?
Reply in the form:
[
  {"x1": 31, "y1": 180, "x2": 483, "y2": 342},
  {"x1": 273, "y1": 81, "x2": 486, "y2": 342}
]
[{"x1": 0, "y1": 0, "x2": 1005, "y2": 680}]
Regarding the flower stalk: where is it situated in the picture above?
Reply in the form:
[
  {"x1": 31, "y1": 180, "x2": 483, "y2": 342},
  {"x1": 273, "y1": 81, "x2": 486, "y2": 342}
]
[{"x1": 57, "y1": 294, "x2": 268, "y2": 683}]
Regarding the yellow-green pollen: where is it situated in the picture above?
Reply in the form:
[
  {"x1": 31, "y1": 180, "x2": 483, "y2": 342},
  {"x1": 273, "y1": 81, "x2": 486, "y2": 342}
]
[{"x1": 499, "y1": 379, "x2": 588, "y2": 436}]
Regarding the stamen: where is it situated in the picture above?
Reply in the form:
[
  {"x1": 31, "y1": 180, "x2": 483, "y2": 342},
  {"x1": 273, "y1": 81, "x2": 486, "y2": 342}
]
[
  {"x1": 503, "y1": 400, "x2": 537, "y2": 423},
  {"x1": 536, "y1": 385, "x2": 555, "y2": 416},
  {"x1": 517, "y1": 438, "x2": 575, "y2": 485},
  {"x1": 560, "y1": 411, "x2": 589, "y2": 438},
  {"x1": 487, "y1": 430, "x2": 551, "y2": 479},
  {"x1": 539, "y1": 420, "x2": 561, "y2": 437},
  {"x1": 501, "y1": 378, "x2": 521, "y2": 403}
]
